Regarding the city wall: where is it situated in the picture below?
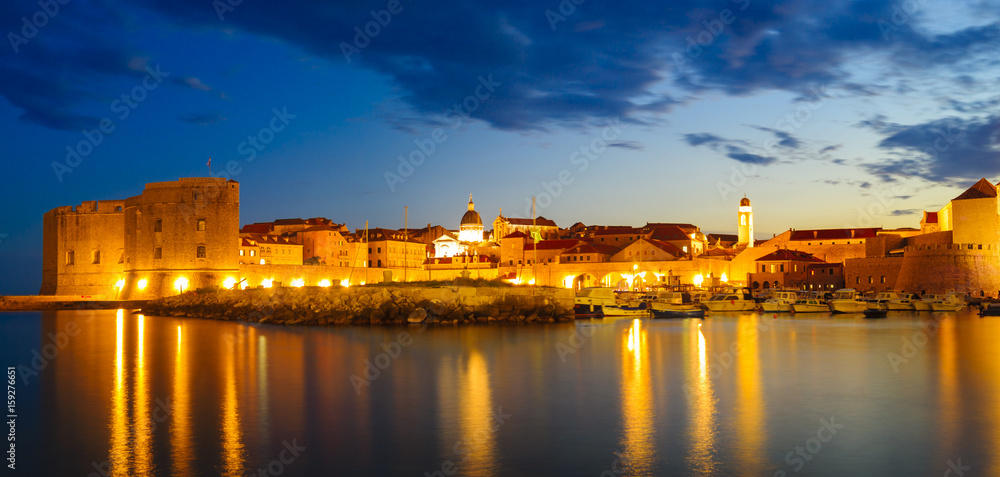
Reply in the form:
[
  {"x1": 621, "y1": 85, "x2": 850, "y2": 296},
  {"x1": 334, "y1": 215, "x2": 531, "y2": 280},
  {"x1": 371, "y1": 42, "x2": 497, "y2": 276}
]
[{"x1": 141, "y1": 285, "x2": 575, "y2": 325}]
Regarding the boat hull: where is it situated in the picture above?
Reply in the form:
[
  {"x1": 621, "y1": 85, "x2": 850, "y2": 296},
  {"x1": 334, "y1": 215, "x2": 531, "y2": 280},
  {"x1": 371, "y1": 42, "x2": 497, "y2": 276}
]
[
  {"x1": 792, "y1": 305, "x2": 828, "y2": 313},
  {"x1": 703, "y1": 301, "x2": 757, "y2": 312},
  {"x1": 930, "y1": 303, "x2": 963, "y2": 312},
  {"x1": 761, "y1": 302, "x2": 793, "y2": 313},
  {"x1": 913, "y1": 302, "x2": 933, "y2": 312},
  {"x1": 829, "y1": 301, "x2": 868, "y2": 313},
  {"x1": 651, "y1": 307, "x2": 705, "y2": 319}
]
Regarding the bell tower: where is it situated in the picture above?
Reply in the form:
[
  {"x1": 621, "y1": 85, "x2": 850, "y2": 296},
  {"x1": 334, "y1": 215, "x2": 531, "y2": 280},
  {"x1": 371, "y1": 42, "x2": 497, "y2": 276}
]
[{"x1": 737, "y1": 195, "x2": 754, "y2": 247}]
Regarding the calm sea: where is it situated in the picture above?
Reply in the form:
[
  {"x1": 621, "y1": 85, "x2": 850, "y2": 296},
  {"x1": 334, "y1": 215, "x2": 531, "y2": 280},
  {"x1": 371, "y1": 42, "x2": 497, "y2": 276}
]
[{"x1": 1, "y1": 308, "x2": 993, "y2": 476}]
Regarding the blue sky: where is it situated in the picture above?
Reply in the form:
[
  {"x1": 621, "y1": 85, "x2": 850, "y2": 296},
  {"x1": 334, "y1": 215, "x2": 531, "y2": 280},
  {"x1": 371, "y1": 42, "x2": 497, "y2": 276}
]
[{"x1": 1, "y1": 0, "x2": 999, "y2": 294}]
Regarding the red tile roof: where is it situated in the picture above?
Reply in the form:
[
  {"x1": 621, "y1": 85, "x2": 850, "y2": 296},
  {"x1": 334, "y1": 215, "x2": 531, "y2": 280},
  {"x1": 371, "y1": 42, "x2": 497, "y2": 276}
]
[
  {"x1": 501, "y1": 231, "x2": 528, "y2": 239},
  {"x1": 242, "y1": 233, "x2": 299, "y2": 245},
  {"x1": 923, "y1": 212, "x2": 938, "y2": 224},
  {"x1": 954, "y1": 178, "x2": 997, "y2": 201},
  {"x1": 649, "y1": 225, "x2": 692, "y2": 241},
  {"x1": 593, "y1": 226, "x2": 642, "y2": 235},
  {"x1": 645, "y1": 239, "x2": 685, "y2": 256},
  {"x1": 240, "y1": 223, "x2": 273, "y2": 234},
  {"x1": 756, "y1": 249, "x2": 825, "y2": 262},
  {"x1": 789, "y1": 228, "x2": 880, "y2": 241},
  {"x1": 503, "y1": 216, "x2": 558, "y2": 227}
]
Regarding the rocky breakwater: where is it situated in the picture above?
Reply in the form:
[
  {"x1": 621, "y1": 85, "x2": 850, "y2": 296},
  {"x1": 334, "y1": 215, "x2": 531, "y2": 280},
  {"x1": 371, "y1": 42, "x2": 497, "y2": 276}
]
[{"x1": 141, "y1": 285, "x2": 575, "y2": 325}]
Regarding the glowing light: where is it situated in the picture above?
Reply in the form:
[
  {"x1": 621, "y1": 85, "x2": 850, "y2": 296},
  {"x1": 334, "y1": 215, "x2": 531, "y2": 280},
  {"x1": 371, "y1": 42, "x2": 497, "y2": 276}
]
[
  {"x1": 261, "y1": 279, "x2": 273, "y2": 288},
  {"x1": 318, "y1": 279, "x2": 332, "y2": 287},
  {"x1": 340, "y1": 279, "x2": 350, "y2": 287},
  {"x1": 137, "y1": 278, "x2": 148, "y2": 290},
  {"x1": 223, "y1": 277, "x2": 237, "y2": 290},
  {"x1": 174, "y1": 277, "x2": 189, "y2": 293},
  {"x1": 240, "y1": 280, "x2": 249, "y2": 290},
  {"x1": 693, "y1": 274, "x2": 704, "y2": 287},
  {"x1": 290, "y1": 278, "x2": 305, "y2": 287},
  {"x1": 528, "y1": 278, "x2": 535, "y2": 285},
  {"x1": 720, "y1": 273, "x2": 728, "y2": 283},
  {"x1": 563, "y1": 275, "x2": 575, "y2": 288},
  {"x1": 115, "y1": 279, "x2": 125, "y2": 290},
  {"x1": 259, "y1": 258, "x2": 265, "y2": 265}
]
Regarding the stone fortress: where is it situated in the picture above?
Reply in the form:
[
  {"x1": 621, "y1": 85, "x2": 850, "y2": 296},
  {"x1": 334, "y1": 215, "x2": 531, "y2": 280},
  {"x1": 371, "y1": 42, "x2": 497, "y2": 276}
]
[{"x1": 39, "y1": 176, "x2": 1000, "y2": 299}]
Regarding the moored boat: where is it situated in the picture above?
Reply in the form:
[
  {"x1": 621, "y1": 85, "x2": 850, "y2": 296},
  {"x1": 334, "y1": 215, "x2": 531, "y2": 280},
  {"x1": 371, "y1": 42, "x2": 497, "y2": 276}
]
[
  {"x1": 650, "y1": 291, "x2": 705, "y2": 319},
  {"x1": 574, "y1": 287, "x2": 617, "y2": 318},
  {"x1": 761, "y1": 291, "x2": 798, "y2": 313},
  {"x1": 792, "y1": 298, "x2": 829, "y2": 313},
  {"x1": 913, "y1": 294, "x2": 940, "y2": 312},
  {"x1": 980, "y1": 302, "x2": 1000, "y2": 316},
  {"x1": 828, "y1": 288, "x2": 868, "y2": 313},
  {"x1": 702, "y1": 287, "x2": 757, "y2": 312},
  {"x1": 887, "y1": 293, "x2": 918, "y2": 311},
  {"x1": 930, "y1": 291, "x2": 966, "y2": 312},
  {"x1": 867, "y1": 291, "x2": 902, "y2": 310}
]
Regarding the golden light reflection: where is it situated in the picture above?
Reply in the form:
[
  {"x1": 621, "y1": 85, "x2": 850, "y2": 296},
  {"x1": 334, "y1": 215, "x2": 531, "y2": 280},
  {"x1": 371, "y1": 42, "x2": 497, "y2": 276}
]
[
  {"x1": 459, "y1": 351, "x2": 497, "y2": 475},
  {"x1": 172, "y1": 325, "x2": 193, "y2": 476},
  {"x1": 223, "y1": 276, "x2": 237, "y2": 290},
  {"x1": 436, "y1": 350, "x2": 498, "y2": 476},
  {"x1": 619, "y1": 319, "x2": 654, "y2": 474},
  {"x1": 137, "y1": 278, "x2": 147, "y2": 290},
  {"x1": 221, "y1": 331, "x2": 246, "y2": 476},
  {"x1": 261, "y1": 278, "x2": 273, "y2": 288},
  {"x1": 686, "y1": 321, "x2": 717, "y2": 473},
  {"x1": 340, "y1": 279, "x2": 350, "y2": 287},
  {"x1": 132, "y1": 314, "x2": 152, "y2": 476},
  {"x1": 110, "y1": 309, "x2": 130, "y2": 476},
  {"x1": 318, "y1": 279, "x2": 332, "y2": 287},
  {"x1": 257, "y1": 334, "x2": 270, "y2": 439},
  {"x1": 938, "y1": 317, "x2": 958, "y2": 458},
  {"x1": 735, "y1": 316, "x2": 765, "y2": 470},
  {"x1": 174, "y1": 277, "x2": 189, "y2": 294},
  {"x1": 290, "y1": 278, "x2": 305, "y2": 287}
]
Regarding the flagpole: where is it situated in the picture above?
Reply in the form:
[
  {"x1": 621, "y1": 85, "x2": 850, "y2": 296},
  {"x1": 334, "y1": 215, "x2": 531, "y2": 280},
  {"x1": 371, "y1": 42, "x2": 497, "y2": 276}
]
[{"x1": 207, "y1": 156, "x2": 212, "y2": 176}]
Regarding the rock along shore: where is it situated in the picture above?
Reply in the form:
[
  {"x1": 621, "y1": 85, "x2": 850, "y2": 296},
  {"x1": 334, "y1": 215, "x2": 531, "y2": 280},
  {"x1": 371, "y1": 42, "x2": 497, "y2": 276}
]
[{"x1": 140, "y1": 284, "x2": 576, "y2": 325}]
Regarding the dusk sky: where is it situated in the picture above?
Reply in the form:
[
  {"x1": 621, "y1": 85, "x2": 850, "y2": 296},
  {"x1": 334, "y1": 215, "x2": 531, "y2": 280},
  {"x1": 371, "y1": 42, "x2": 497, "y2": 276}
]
[{"x1": 2, "y1": 0, "x2": 999, "y2": 294}]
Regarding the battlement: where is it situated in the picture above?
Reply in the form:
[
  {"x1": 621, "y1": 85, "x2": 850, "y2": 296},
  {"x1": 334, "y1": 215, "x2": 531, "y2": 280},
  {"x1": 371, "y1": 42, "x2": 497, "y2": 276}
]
[
  {"x1": 145, "y1": 177, "x2": 236, "y2": 189},
  {"x1": 904, "y1": 243, "x2": 999, "y2": 254},
  {"x1": 46, "y1": 200, "x2": 127, "y2": 216}
]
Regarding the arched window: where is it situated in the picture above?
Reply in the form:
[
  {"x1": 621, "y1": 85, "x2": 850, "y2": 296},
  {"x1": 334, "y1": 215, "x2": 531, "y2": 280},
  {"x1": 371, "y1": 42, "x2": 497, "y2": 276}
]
[
  {"x1": 752, "y1": 281, "x2": 760, "y2": 289},
  {"x1": 197, "y1": 246, "x2": 207, "y2": 258}
]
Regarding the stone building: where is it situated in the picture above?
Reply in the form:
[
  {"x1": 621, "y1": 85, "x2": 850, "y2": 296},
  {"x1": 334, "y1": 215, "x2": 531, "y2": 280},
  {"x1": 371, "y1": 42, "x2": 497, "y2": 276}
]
[{"x1": 42, "y1": 177, "x2": 239, "y2": 299}]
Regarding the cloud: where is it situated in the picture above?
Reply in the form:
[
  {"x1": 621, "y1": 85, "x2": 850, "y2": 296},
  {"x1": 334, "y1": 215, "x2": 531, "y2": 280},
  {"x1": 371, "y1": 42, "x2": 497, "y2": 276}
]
[
  {"x1": 682, "y1": 131, "x2": 778, "y2": 166},
  {"x1": 3, "y1": 0, "x2": 1000, "y2": 133},
  {"x1": 751, "y1": 126, "x2": 802, "y2": 149},
  {"x1": 607, "y1": 141, "x2": 643, "y2": 150},
  {"x1": 859, "y1": 114, "x2": 1000, "y2": 182},
  {"x1": 889, "y1": 209, "x2": 920, "y2": 216},
  {"x1": 819, "y1": 144, "x2": 842, "y2": 154}
]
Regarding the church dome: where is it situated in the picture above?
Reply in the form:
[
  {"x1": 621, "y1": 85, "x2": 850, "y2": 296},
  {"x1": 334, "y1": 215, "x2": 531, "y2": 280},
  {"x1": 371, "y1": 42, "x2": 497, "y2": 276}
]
[
  {"x1": 740, "y1": 196, "x2": 751, "y2": 207},
  {"x1": 461, "y1": 195, "x2": 482, "y2": 227},
  {"x1": 461, "y1": 209, "x2": 482, "y2": 226}
]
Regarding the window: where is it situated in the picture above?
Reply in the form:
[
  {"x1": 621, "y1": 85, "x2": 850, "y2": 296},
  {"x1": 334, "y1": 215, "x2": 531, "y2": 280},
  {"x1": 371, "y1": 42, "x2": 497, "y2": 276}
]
[
  {"x1": 197, "y1": 246, "x2": 207, "y2": 258},
  {"x1": 377, "y1": 247, "x2": 382, "y2": 253},
  {"x1": 267, "y1": 247, "x2": 271, "y2": 253},
  {"x1": 92, "y1": 250, "x2": 100, "y2": 264},
  {"x1": 115, "y1": 206, "x2": 122, "y2": 212},
  {"x1": 197, "y1": 219, "x2": 206, "y2": 231},
  {"x1": 154, "y1": 219, "x2": 162, "y2": 232},
  {"x1": 66, "y1": 250, "x2": 74, "y2": 265},
  {"x1": 880, "y1": 276, "x2": 886, "y2": 284},
  {"x1": 856, "y1": 277, "x2": 860, "y2": 284},
  {"x1": 240, "y1": 250, "x2": 245, "y2": 256},
  {"x1": 868, "y1": 276, "x2": 873, "y2": 284},
  {"x1": 193, "y1": 191, "x2": 201, "y2": 201},
  {"x1": 780, "y1": 264, "x2": 785, "y2": 272},
  {"x1": 117, "y1": 250, "x2": 124, "y2": 264},
  {"x1": 154, "y1": 248, "x2": 162, "y2": 260}
]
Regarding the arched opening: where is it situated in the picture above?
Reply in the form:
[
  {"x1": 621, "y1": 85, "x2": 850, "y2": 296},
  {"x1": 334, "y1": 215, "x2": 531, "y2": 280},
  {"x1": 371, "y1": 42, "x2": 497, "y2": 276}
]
[
  {"x1": 772, "y1": 281, "x2": 779, "y2": 289},
  {"x1": 573, "y1": 273, "x2": 597, "y2": 291},
  {"x1": 752, "y1": 281, "x2": 760, "y2": 290},
  {"x1": 762, "y1": 281, "x2": 770, "y2": 290}
]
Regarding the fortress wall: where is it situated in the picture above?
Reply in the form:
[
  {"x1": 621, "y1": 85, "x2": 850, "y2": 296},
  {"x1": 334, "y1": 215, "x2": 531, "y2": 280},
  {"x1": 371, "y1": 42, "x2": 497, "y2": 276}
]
[
  {"x1": 121, "y1": 178, "x2": 239, "y2": 299},
  {"x1": 41, "y1": 200, "x2": 126, "y2": 295},
  {"x1": 895, "y1": 244, "x2": 1000, "y2": 297},
  {"x1": 952, "y1": 197, "x2": 1000, "y2": 245},
  {"x1": 844, "y1": 256, "x2": 904, "y2": 293}
]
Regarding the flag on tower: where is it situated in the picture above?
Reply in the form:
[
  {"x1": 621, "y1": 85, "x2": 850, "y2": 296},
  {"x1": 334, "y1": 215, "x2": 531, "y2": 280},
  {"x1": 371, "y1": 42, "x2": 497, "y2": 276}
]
[{"x1": 206, "y1": 157, "x2": 212, "y2": 168}]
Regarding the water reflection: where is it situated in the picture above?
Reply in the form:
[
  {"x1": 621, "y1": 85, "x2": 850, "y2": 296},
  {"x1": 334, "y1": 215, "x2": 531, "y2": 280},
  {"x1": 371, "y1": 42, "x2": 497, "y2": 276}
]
[
  {"x1": 735, "y1": 316, "x2": 765, "y2": 471},
  {"x1": 221, "y1": 330, "x2": 246, "y2": 476},
  {"x1": 619, "y1": 318, "x2": 654, "y2": 474},
  {"x1": 109, "y1": 310, "x2": 130, "y2": 476},
  {"x1": 172, "y1": 325, "x2": 192, "y2": 476},
  {"x1": 436, "y1": 350, "x2": 498, "y2": 476},
  {"x1": 686, "y1": 321, "x2": 717, "y2": 474}
]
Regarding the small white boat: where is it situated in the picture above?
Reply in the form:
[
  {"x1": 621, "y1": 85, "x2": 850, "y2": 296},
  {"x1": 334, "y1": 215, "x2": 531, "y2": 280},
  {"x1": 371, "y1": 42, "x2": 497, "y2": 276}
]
[
  {"x1": 867, "y1": 291, "x2": 903, "y2": 310},
  {"x1": 793, "y1": 298, "x2": 829, "y2": 313},
  {"x1": 761, "y1": 291, "x2": 798, "y2": 313},
  {"x1": 930, "y1": 291, "x2": 965, "y2": 312},
  {"x1": 650, "y1": 291, "x2": 705, "y2": 318},
  {"x1": 828, "y1": 289, "x2": 868, "y2": 313},
  {"x1": 887, "y1": 293, "x2": 918, "y2": 311},
  {"x1": 702, "y1": 287, "x2": 757, "y2": 312},
  {"x1": 574, "y1": 287, "x2": 617, "y2": 317},
  {"x1": 913, "y1": 294, "x2": 940, "y2": 312}
]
